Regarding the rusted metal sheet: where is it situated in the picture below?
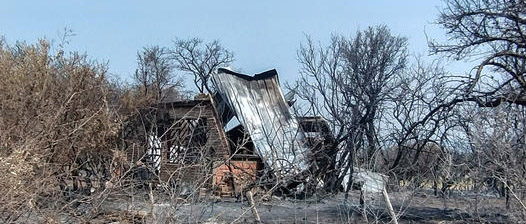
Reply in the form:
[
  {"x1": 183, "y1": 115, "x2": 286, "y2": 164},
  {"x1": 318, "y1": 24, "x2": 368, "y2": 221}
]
[{"x1": 212, "y1": 68, "x2": 309, "y2": 179}]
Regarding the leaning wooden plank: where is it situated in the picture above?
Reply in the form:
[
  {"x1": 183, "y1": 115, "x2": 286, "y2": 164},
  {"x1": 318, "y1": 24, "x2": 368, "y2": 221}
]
[
  {"x1": 246, "y1": 190, "x2": 262, "y2": 223},
  {"x1": 382, "y1": 186, "x2": 398, "y2": 224}
]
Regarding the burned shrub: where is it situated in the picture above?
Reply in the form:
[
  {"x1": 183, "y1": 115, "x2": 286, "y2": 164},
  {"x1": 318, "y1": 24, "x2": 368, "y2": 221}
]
[{"x1": 0, "y1": 39, "x2": 125, "y2": 221}]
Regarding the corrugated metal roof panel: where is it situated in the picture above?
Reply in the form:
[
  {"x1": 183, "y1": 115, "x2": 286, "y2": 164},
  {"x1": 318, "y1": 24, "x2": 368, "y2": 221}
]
[{"x1": 212, "y1": 68, "x2": 309, "y2": 179}]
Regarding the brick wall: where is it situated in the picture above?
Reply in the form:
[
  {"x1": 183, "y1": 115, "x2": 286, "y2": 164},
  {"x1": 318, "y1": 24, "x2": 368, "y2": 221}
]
[{"x1": 214, "y1": 160, "x2": 263, "y2": 196}]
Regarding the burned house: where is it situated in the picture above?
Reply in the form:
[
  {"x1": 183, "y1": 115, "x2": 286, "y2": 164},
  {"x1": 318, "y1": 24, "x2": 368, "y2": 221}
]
[
  {"x1": 123, "y1": 94, "x2": 230, "y2": 193},
  {"x1": 125, "y1": 68, "x2": 334, "y2": 196}
]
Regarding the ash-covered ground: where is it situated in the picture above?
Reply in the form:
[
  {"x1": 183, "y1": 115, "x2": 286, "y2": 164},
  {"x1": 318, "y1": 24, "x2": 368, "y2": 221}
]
[{"x1": 87, "y1": 189, "x2": 510, "y2": 223}]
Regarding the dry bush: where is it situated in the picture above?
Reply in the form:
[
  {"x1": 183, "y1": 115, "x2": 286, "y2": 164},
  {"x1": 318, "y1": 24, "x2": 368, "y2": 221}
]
[
  {"x1": 463, "y1": 106, "x2": 526, "y2": 220},
  {"x1": 379, "y1": 141, "x2": 450, "y2": 192},
  {"x1": 0, "y1": 39, "x2": 127, "y2": 222}
]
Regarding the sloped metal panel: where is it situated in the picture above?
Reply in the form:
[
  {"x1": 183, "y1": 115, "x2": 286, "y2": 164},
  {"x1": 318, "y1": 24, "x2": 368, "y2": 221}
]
[{"x1": 212, "y1": 68, "x2": 309, "y2": 178}]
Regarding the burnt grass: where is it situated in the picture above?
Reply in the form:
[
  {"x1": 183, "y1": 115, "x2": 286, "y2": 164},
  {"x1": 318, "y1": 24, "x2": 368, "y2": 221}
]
[{"x1": 88, "y1": 189, "x2": 513, "y2": 223}]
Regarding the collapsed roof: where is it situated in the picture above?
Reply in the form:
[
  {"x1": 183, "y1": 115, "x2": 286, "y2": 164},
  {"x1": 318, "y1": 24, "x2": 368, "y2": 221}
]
[{"x1": 212, "y1": 68, "x2": 309, "y2": 179}]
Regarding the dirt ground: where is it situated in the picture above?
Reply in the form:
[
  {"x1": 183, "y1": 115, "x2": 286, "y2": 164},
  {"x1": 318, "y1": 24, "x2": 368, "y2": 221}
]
[{"x1": 89, "y1": 189, "x2": 513, "y2": 223}]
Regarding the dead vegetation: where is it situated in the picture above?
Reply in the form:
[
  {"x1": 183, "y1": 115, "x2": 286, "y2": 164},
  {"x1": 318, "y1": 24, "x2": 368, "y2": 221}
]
[{"x1": 0, "y1": 39, "x2": 126, "y2": 222}]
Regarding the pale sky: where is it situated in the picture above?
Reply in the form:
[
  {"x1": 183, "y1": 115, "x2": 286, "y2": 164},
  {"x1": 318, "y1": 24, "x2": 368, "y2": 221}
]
[{"x1": 0, "y1": 1, "x2": 466, "y2": 90}]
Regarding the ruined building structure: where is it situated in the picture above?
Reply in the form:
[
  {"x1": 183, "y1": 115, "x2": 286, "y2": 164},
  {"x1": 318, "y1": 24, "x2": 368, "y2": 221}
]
[{"x1": 125, "y1": 68, "x2": 333, "y2": 196}]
